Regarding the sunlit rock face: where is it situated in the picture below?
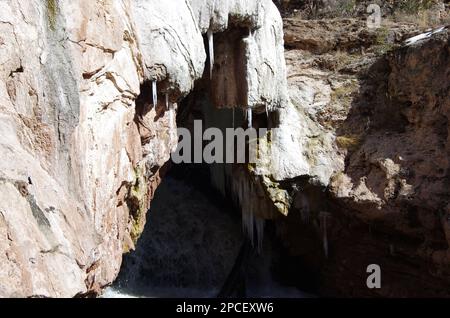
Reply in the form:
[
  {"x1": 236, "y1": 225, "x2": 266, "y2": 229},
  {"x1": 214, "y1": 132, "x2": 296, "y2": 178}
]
[{"x1": 0, "y1": 0, "x2": 288, "y2": 297}]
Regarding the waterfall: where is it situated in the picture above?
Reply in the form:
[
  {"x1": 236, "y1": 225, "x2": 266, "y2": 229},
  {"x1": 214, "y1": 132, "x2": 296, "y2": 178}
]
[
  {"x1": 207, "y1": 28, "x2": 214, "y2": 79},
  {"x1": 152, "y1": 80, "x2": 158, "y2": 107}
]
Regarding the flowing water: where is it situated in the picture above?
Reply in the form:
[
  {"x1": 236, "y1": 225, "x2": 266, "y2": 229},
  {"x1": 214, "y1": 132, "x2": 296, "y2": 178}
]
[{"x1": 103, "y1": 168, "x2": 310, "y2": 298}]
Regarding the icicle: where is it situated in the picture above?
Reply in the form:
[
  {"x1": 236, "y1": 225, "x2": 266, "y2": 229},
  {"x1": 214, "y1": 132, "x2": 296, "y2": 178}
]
[
  {"x1": 165, "y1": 93, "x2": 169, "y2": 110},
  {"x1": 247, "y1": 108, "x2": 253, "y2": 128},
  {"x1": 255, "y1": 218, "x2": 265, "y2": 253},
  {"x1": 299, "y1": 193, "x2": 310, "y2": 224},
  {"x1": 207, "y1": 28, "x2": 214, "y2": 79},
  {"x1": 240, "y1": 176, "x2": 265, "y2": 253},
  {"x1": 242, "y1": 210, "x2": 265, "y2": 253},
  {"x1": 265, "y1": 104, "x2": 269, "y2": 118},
  {"x1": 320, "y1": 213, "x2": 329, "y2": 259},
  {"x1": 152, "y1": 80, "x2": 158, "y2": 107}
]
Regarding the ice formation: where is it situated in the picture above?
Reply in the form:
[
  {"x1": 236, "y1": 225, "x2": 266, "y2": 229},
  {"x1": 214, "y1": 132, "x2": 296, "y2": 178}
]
[
  {"x1": 298, "y1": 193, "x2": 311, "y2": 223},
  {"x1": 165, "y1": 93, "x2": 169, "y2": 110},
  {"x1": 232, "y1": 174, "x2": 265, "y2": 253},
  {"x1": 207, "y1": 28, "x2": 214, "y2": 78},
  {"x1": 247, "y1": 108, "x2": 253, "y2": 128},
  {"x1": 405, "y1": 26, "x2": 446, "y2": 46},
  {"x1": 242, "y1": 210, "x2": 265, "y2": 253},
  {"x1": 152, "y1": 80, "x2": 158, "y2": 107}
]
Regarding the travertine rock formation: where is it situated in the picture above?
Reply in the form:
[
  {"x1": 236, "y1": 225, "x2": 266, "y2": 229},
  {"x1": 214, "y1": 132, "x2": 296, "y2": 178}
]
[{"x1": 0, "y1": 0, "x2": 286, "y2": 297}]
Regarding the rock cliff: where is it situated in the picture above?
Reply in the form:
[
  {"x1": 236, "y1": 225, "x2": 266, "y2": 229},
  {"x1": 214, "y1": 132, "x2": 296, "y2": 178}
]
[
  {"x1": 0, "y1": 0, "x2": 286, "y2": 297},
  {"x1": 268, "y1": 2, "x2": 450, "y2": 297},
  {"x1": 1, "y1": 0, "x2": 449, "y2": 298}
]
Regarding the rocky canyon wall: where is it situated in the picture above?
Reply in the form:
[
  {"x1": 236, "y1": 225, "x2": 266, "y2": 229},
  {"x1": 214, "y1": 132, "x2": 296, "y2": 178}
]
[
  {"x1": 0, "y1": 0, "x2": 286, "y2": 297},
  {"x1": 268, "y1": 7, "x2": 450, "y2": 296}
]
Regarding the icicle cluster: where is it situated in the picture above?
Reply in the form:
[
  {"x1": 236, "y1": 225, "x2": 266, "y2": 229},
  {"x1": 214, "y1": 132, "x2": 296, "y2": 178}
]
[
  {"x1": 152, "y1": 80, "x2": 158, "y2": 107},
  {"x1": 207, "y1": 28, "x2": 214, "y2": 79},
  {"x1": 232, "y1": 173, "x2": 265, "y2": 253},
  {"x1": 298, "y1": 193, "x2": 311, "y2": 224},
  {"x1": 242, "y1": 210, "x2": 264, "y2": 253}
]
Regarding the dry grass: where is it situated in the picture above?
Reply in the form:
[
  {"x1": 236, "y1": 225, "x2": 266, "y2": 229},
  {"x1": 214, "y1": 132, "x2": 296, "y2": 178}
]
[
  {"x1": 395, "y1": 0, "x2": 435, "y2": 14},
  {"x1": 336, "y1": 135, "x2": 362, "y2": 150},
  {"x1": 393, "y1": 0, "x2": 445, "y2": 28}
]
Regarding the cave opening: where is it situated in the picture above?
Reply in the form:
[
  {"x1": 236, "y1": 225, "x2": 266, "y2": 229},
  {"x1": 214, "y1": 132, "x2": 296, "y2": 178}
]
[
  {"x1": 103, "y1": 25, "x2": 316, "y2": 299},
  {"x1": 106, "y1": 92, "x2": 313, "y2": 298}
]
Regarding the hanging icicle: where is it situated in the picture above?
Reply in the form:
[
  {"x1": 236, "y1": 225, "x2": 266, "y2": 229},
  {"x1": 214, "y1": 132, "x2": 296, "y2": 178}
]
[
  {"x1": 242, "y1": 209, "x2": 265, "y2": 253},
  {"x1": 247, "y1": 108, "x2": 253, "y2": 128},
  {"x1": 152, "y1": 80, "x2": 158, "y2": 107},
  {"x1": 265, "y1": 104, "x2": 269, "y2": 118},
  {"x1": 320, "y1": 212, "x2": 329, "y2": 259},
  {"x1": 235, "y1": 174, "x2": 265, "y2": 253},
  {"x1": 165, "y1": 93, "x2": 169, "y2": 110},
  {"x1": 207, "y1": 28, "x2": 214, "y2": 79}
]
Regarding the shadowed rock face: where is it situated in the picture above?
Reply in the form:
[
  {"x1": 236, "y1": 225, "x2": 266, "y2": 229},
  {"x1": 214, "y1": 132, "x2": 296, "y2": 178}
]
[
  {"x1": 273, "y1": 11, "x2": 450, "y2": 296},
  {"x1": 0, "y1": 0, "x2": 286, "y2": 297}
]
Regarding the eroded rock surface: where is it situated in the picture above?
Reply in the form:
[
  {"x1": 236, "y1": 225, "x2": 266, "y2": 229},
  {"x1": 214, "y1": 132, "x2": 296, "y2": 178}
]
[
  {"x1": 270, "y1": 11, "x2": 450, "y2": 296},
  {"x1": 0, "y1": 0, "x2": 286, "y2": 297}
]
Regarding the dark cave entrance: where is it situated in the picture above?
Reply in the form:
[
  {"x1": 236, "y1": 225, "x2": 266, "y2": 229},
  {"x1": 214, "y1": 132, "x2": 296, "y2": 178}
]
[
  {"x1": 110, "y1": 88, "x2": 313, "y2": 298},
  {"x1": 105, "y1": 26, "x2": 317, "y2": 298}
]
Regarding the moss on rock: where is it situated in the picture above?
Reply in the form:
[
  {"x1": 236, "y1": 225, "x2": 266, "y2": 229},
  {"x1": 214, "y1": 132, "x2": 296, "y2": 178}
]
[
  {"x1": 46, "y1": 0, "x2": 58, "y2": 31},
  {"x1": 126, "y1": 165, "x2": 149, "y2": 244}
]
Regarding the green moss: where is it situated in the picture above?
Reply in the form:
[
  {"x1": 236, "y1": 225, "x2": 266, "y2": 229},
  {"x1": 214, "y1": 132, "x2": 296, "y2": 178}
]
[
  {"x1": 340, "y1": 0, "x2": 356, "y2": 14},
  {"x1": 126, "y1": 165, "x2": 149, "y2": 244},
  {"x1": 246, "y1": 157, "x2": 291, "y2": 216},
  {"x1": 46, "y1": 0, "x2": 58, "y2": 31},
  {"x1": 261, "y1": 175, "x2": 291, "y2": 216}
]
